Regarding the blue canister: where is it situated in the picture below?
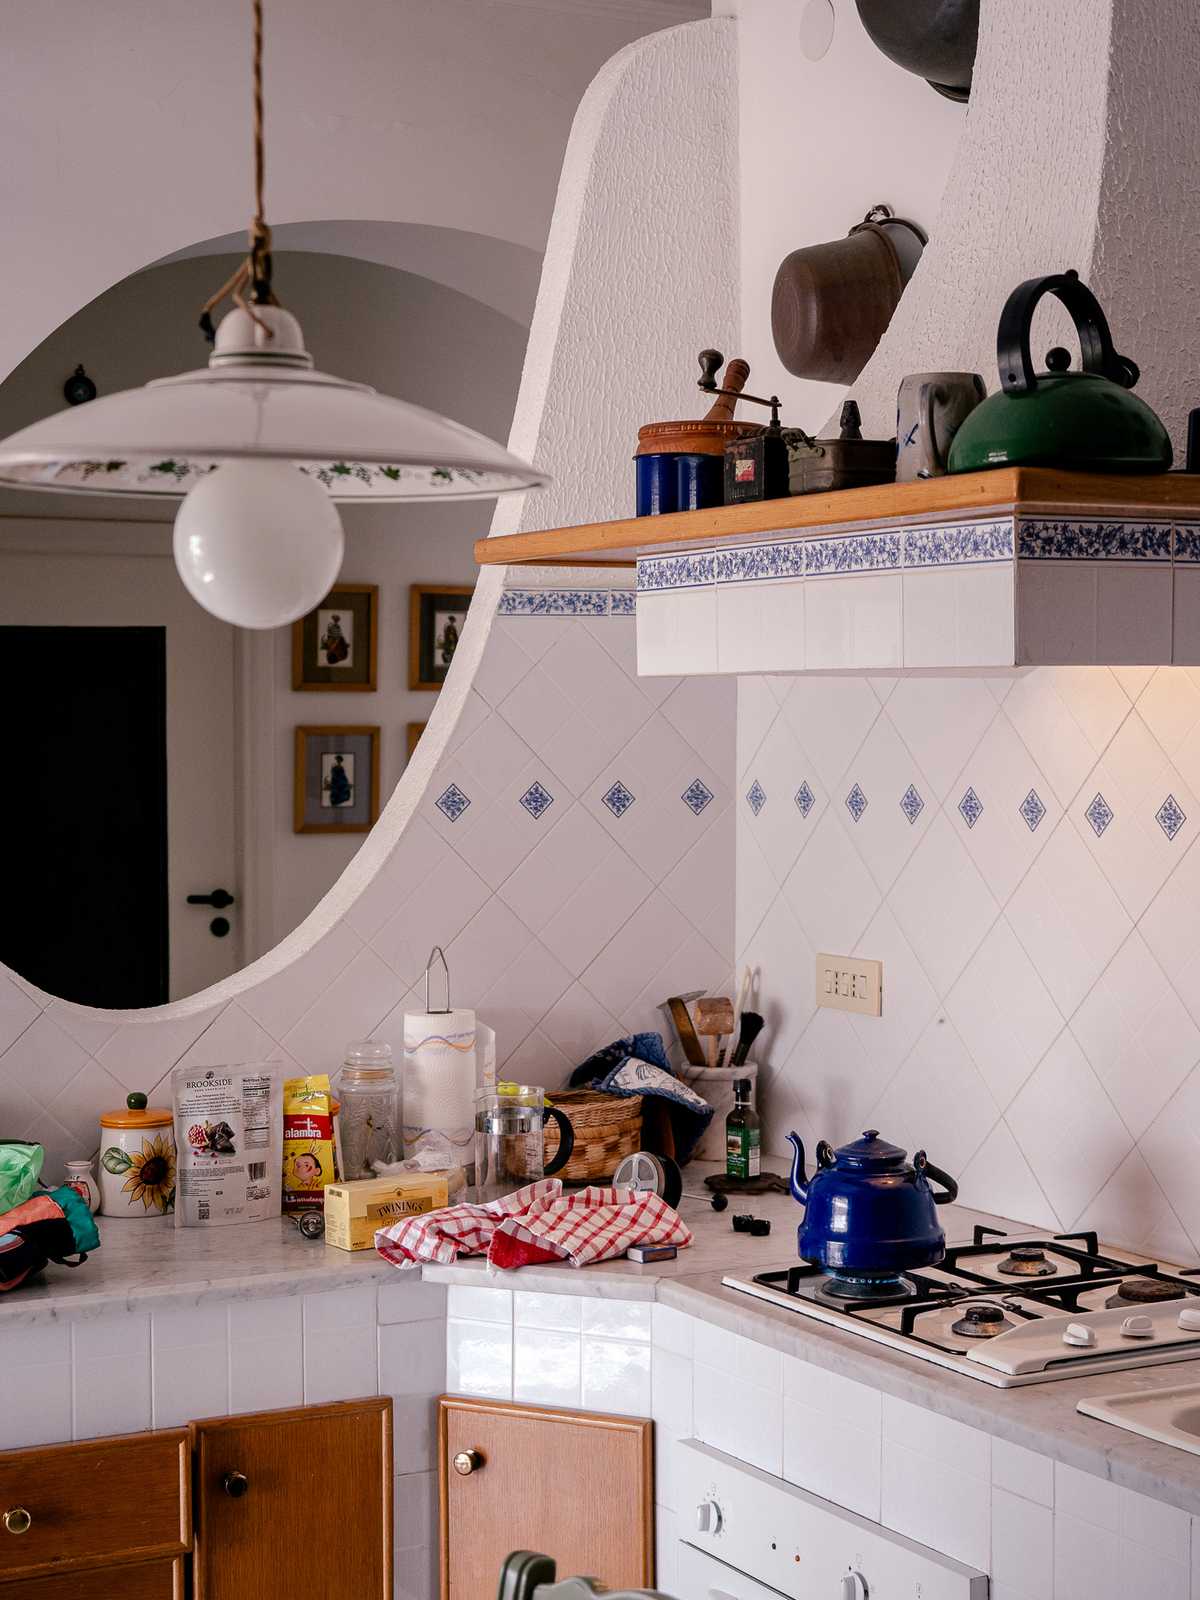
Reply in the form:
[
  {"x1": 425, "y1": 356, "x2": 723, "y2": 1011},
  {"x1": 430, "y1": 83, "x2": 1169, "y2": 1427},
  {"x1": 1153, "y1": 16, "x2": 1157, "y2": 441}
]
[
  {"x1": 675, "y1": 453, "x2": 724, "y2": 512},
  {"x1": 635, "y1": 451, "x2": 681, "y2": 516}
]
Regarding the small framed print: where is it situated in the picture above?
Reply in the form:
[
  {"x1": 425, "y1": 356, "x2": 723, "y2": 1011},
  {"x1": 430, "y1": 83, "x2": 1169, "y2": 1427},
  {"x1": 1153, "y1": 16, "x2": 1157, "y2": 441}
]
[
  {"x1": 409, "y1": 584, "x2": 472, "y2": 691},
  {"x1": 294, "y1": 726, "x2": 380, "y2": 833},
  {"x1": 406, "y1": 721, "x2": 426, "y2": 762},
  {"x1": 292, "y1": 584, "x2": 378, "y2": 691}
]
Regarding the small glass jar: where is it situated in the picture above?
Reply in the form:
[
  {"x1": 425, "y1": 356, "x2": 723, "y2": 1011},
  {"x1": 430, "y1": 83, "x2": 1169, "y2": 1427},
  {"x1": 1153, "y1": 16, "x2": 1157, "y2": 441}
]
[{"x1": 339, "y1": 1040, "x2": 400, "y2": 1180}]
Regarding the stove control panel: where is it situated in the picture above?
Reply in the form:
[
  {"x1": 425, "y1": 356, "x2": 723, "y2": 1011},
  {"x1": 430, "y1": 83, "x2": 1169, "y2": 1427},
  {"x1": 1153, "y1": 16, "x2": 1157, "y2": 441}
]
[{"x1": 677, "y1": 1438, "x2": 987, "y2": 1599}]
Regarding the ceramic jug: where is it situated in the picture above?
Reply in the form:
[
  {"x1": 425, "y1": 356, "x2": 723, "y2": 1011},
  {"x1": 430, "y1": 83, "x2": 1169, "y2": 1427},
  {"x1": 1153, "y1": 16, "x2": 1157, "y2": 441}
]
[{"x1": 896, "y1": 370, "x2": 987, "y2": 480}]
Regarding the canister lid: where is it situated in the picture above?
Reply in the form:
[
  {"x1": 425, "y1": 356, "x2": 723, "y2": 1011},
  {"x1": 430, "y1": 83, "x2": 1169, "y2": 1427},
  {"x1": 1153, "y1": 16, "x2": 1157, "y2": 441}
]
[{"x1": 100, "y1": 1090, "x2": 172, "y2": 1129}]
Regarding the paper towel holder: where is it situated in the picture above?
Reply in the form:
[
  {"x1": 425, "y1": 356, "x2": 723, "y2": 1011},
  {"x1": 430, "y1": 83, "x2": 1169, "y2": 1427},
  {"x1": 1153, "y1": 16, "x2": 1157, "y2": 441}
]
[{"x1": 425, "y1": 946, "x2": 451, "y2": 1014}]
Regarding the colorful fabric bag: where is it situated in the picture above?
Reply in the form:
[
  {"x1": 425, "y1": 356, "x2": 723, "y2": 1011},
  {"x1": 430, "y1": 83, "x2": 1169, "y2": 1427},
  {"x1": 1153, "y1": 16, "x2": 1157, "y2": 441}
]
[
  {"x1": 0, "y1": 1141, "x2": 44, "y2": 1212},
  {"x1": 0, "y1": 1183, "x2": 100, "y2": 1293}
]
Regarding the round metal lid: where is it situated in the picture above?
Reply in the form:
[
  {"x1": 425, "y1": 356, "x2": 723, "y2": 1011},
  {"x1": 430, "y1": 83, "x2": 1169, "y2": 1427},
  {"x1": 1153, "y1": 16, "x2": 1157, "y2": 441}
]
[{"x1": 834, "y1": 1129, "x2": 908, "y2": 1168}]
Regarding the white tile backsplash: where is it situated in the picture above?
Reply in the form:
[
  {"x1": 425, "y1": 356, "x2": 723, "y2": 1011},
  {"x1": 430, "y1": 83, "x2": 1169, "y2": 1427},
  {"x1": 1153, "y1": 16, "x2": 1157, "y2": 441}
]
[{"x1": 739, "y1": 665, "x2": 1200, "y2": 1260}]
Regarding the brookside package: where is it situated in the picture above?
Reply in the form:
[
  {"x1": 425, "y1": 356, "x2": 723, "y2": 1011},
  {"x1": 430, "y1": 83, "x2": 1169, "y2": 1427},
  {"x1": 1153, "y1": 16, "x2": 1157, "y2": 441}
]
[
  {"x1": 172, "y1": 1065, "x2": 283, "y2": 1227},
  {"x1": 324, "y1": 1172, "x2": 448, "y2": 1252}
]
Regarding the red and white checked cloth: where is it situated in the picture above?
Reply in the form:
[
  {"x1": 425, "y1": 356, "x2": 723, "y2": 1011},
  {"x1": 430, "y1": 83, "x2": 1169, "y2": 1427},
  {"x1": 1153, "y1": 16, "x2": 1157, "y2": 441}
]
[{"x1": 375, "y1": 1179, "x2": 692, "y2": 1271}]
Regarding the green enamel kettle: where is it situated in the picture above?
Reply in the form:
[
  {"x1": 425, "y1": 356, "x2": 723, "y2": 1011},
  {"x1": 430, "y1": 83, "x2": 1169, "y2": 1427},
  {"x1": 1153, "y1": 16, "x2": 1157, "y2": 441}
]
[{"x1": 948, "y1": 269, "x2": 1172, "y2": 473}]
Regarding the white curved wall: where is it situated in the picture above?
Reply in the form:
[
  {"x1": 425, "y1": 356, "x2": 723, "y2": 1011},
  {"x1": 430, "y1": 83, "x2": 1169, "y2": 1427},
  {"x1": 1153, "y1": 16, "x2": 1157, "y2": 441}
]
[
  {"x1": 736, "y1": 0, "x2": 1200, "y2": 1261},
  {"x1": 0, "y1": 21, "x2": 740, "y2": 1181},
  {"x1": 0, "y1": 0, "x2": 704, "y2": 383}
]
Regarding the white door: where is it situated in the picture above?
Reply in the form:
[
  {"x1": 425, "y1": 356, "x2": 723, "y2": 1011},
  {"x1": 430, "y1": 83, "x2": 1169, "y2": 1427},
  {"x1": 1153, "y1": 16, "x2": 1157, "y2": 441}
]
[{"x1": 0, "y1": 527, "x2": 242, "y2": 1000}]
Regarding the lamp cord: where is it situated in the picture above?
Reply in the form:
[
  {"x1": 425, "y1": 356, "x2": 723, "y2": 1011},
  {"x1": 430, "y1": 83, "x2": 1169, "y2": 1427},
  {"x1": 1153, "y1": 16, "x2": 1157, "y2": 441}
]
[{"x1": 199, "y1": 0, "x2": 277, "y2": 342}]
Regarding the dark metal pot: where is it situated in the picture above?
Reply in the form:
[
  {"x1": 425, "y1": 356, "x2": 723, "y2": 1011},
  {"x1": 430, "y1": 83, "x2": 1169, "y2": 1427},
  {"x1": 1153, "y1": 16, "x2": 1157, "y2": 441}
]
[{"x1": 854, "y1": 0, "x2": 980, "y2": 101}]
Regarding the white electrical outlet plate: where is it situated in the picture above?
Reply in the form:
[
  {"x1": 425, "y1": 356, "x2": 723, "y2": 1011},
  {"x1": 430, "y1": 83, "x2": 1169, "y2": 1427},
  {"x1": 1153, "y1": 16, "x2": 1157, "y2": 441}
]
[{"x1": 816, "y1": 953, "x2": 882, "y2": 1017}]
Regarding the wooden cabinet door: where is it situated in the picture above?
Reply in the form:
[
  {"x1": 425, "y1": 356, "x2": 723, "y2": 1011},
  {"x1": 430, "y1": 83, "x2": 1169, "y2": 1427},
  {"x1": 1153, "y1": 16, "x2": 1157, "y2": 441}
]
[
  {"x1": 12, "y1": 1556, "x2": 184, "y2": 1600},
  {"x1": 192, "y1": 1398, "x2": 392, "y2": 1600},
  {"x1": 0, "y1": 1430, "x2": 189, "y2": 1584},
  {"x1": 439, "y1": 1397, "x2": 653, "y2": 1600}
]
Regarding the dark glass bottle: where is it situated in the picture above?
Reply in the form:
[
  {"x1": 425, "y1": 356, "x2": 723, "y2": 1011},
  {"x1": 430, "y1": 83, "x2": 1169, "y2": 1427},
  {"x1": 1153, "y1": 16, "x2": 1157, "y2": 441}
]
[{"x1": 725, "y1": 1078, "x2": 761, "y2": 1180}]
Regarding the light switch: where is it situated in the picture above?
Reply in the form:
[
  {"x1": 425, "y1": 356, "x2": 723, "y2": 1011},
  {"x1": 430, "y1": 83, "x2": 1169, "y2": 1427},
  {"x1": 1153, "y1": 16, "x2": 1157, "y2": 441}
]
[{"x1": 815, "y1": 953, "x2": 882, "y2": 1017}]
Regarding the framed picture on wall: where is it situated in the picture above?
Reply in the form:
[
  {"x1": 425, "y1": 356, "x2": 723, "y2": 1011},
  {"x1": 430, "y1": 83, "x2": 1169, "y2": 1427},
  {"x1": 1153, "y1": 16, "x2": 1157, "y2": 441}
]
[
  {"x1": 294, "y1": 725, "x2": 381, "y2": 833},
  {"x1": 409, "y1": 584, "x2": 472, "y2": 691},
  {"x1": 406, "y1": 721, "x2": 426, "y2": 762},
  {"x1": 292, "y1": 583, "x2": 378, "y2": 691}
]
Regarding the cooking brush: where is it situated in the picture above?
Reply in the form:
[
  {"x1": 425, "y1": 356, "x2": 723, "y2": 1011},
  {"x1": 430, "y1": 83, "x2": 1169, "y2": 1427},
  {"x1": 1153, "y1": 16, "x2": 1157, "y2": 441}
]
[{"x1": 730, "y1": 1010, "x2": 764, "y2": 1067}]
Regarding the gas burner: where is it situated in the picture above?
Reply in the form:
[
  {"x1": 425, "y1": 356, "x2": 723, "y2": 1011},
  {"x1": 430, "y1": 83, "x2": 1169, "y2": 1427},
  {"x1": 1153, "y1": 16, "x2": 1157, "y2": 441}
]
[
  {"x1": 950, "y1": 1304, "x2": 1011, "y2": 1339},
  {"x1": 996, "y1": 1246, "x2": 1056, "y2": 1278},
  {"x1": 817, "y1": 1271, "x2": 917, "y2": 1302},
  {"x1": 1105, "y1": 1275, "x2": 1185, "y2": 1309}
]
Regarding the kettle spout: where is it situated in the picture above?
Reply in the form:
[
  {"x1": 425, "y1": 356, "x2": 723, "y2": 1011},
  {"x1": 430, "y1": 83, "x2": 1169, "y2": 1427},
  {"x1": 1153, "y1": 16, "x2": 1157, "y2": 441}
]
[{"x1": 787, "y1": 1130, "x2": 809, "y2": 1205}]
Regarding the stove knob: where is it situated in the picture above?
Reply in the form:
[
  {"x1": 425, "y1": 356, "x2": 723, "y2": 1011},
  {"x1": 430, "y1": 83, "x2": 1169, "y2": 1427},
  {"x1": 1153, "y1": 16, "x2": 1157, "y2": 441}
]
[
  {"x1": 1178, "y1": 1307, "x2": 1200, "y2": 1331},
  {"x1": 695, "y1": 1499, "x2": 723, "y2": 1536},
  {"x1": 1062, "y1": 1322, "x2": 1096, "y2": 1347},
  {"x1": 841, "y1": 1573, "x2": 869, "y2": 1600},
  {"x1": 1120, "y1": 1314, "x2": 1154, "y2": 1340}
]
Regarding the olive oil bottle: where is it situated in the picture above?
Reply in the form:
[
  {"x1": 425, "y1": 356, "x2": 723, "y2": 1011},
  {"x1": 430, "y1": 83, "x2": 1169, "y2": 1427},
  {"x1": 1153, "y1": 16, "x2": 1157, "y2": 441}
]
[{"x1": 725, "y1": 1078, "x2": 760, "y2": 1179}]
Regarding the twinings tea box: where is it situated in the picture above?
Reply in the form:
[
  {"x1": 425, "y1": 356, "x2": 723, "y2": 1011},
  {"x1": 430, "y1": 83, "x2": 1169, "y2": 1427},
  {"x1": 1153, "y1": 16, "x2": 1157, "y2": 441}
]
[{"x1": 324, "y1": 1172, "x2": 449, "y2": 1252}]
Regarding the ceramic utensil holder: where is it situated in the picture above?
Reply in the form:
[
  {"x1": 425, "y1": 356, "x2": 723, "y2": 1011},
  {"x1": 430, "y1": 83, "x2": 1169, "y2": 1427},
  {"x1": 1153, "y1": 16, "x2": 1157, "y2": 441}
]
[{"x1": 678, "y1": 1062, "x2": 758, "y2": 1163}]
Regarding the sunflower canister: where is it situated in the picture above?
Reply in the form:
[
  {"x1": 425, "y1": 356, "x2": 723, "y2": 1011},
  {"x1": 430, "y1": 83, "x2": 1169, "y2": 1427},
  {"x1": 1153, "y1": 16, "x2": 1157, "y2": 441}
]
[{"x1": 98, "y1": 1092, "x2": 177, "y2": 1217}]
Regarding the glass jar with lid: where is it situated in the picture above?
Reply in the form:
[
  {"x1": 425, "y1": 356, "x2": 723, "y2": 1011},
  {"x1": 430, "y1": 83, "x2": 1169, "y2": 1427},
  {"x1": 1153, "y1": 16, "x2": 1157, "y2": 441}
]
[{"x1": 339, "y1": 1040, "x2": 400, "y2": 1179}]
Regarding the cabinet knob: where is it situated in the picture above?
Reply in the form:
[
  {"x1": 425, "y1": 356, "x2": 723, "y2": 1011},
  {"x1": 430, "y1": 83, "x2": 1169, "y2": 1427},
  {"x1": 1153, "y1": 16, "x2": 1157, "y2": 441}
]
[
  {"x1": 452, "y1": 1449, "x2": 484, "y2": 1476},
  {"x1": 222, "y1": 1471, "x2": 250, "y2": 1499},
  {"x1": 3, "y1": 1508, "x2": 31, "y2": 1536}
]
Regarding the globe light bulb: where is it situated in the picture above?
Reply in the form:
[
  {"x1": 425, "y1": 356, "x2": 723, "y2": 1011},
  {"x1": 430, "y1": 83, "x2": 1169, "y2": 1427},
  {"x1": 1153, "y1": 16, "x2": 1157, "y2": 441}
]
[{"x1": 173, "y1": 459, "x2": 345, "y2": 629}]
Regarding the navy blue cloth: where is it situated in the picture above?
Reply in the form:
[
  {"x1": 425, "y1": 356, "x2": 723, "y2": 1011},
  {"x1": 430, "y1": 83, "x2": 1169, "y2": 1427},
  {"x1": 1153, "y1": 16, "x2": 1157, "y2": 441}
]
[{"x1": 568, "y1": 1033, "x2": 713, "y2": 1163}]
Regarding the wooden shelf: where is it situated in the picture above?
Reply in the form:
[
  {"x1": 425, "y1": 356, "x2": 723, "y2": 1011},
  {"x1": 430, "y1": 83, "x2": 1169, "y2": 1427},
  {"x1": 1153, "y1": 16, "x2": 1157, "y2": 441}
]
[{"x1": 475, "y1": 467, "x2": 1200, "y2": 568}]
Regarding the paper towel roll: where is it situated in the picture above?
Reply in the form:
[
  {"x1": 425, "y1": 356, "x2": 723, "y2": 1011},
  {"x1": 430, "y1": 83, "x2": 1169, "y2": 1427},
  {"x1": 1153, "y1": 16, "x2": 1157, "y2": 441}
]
[{"x1": 403, "y1": 1008, "x2": 478, "y2": 1160}]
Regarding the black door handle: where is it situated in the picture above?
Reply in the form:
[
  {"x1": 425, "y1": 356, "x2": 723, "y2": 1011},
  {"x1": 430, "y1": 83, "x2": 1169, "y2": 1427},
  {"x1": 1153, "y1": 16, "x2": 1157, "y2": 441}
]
[{"x1": 187, "y1": 888, "x2": 235, "y2": 909}]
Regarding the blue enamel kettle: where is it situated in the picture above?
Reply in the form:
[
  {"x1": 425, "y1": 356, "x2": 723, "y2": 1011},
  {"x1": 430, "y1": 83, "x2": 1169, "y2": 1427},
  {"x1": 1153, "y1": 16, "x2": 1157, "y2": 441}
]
[{"x1": 787, "y1": 1129, "x2": 958, "y2": 1281}]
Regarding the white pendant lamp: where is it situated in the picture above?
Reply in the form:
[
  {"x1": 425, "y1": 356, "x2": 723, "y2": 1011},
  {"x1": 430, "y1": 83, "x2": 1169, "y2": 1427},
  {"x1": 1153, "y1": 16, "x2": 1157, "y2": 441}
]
[{"x1": 0, "y1": 1, "x2": 547, "y2": 628}]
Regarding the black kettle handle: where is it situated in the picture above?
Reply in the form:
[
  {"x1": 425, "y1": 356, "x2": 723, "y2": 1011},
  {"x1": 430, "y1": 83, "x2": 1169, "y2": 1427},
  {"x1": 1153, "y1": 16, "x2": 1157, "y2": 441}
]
[
  {"x1": 913, "y1": 1150, "x2": 958, "y2": 1205},
  {"x1": 543, "y1": 1105, "x2": 575, "y2": 1177},
  {"x1": 997, "y1": 269, "x2": 1139, "y2": 396}
]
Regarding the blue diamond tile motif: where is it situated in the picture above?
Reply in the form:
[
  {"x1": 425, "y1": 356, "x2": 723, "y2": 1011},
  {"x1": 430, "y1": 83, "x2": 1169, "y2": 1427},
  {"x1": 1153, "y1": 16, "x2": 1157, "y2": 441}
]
[
  {"x1": 1019, "y1": 789, "x2": 1046, "y2": 832},
  {"x1": 1157, "y1": 793, "x2": 1187, "y2": 841},
  {"x1": 845, "y1": 783, "x2": 868, "y2": 823},
  {"x1": 681, "y1": 778, "x2": 713, "y2": 815},
  {"x1": 436, "y1": 783, "x2": 471, "y2": 823},
  {"x1": 899, "y1": 784, "x2": 925, "y2": 825},
  {"x1": 795, "y1": 781, "x2": 815, "y2": 817},
  {"x1": 1085, "y1": 792, "x2": 1114, "y2": 837},
  {"x1": 747, "y1": 780, "x2": 767, "y2": 816},
  {"x1": 603, "y1": 780, "x2": 636, "y2": 818},
  {"x1": 958, "y1": 787, "x2": 984, "y2": 830},
  {"x1": 519, "y1": 782, "x2": 554, "y2": 820}
]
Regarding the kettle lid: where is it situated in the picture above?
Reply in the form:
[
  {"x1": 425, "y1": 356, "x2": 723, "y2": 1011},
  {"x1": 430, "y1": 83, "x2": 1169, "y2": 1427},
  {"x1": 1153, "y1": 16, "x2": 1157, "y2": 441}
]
[{"x1": 835, "y1": 1129, "x2": 908, "y2": 1169}]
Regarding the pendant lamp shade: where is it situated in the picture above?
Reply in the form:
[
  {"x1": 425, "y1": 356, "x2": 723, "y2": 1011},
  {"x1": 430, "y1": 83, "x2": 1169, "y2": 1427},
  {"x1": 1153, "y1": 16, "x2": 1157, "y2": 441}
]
[{"x1": 0, "y1": 306, "x2": 548, "y2": 502}]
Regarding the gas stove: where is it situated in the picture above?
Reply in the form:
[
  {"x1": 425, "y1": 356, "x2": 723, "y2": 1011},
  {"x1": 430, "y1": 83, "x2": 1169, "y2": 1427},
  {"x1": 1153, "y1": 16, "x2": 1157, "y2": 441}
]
[{"x1": 723, "y1": 1226, "x2": 1200, "y2": 1387}]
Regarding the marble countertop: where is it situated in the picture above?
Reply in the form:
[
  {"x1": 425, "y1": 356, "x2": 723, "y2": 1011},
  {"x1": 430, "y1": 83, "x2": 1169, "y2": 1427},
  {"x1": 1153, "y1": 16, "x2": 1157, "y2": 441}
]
[{"x1": 6, "y1": 1168, "x2": 1200, "y2": 1512}]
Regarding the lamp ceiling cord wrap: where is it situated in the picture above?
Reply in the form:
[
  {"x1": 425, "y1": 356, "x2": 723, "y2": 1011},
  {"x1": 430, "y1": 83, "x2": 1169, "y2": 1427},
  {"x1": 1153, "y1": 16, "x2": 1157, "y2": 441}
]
[{"x1": 199, "y1": 0, "x2": 276, "y2": 342}]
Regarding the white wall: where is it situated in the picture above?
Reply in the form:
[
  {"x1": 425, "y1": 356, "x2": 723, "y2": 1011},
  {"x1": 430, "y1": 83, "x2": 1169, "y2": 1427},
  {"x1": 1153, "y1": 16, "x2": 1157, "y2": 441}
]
[
  {"x1": 0, "y1": 0, "x2": 706, "y2": 384},
  {"x1": 733, "y1": 0, "x2": 1200, "y2": 1262},
  {"x1": 721, "y1": 0, "x2": 963, "y2": 433}
]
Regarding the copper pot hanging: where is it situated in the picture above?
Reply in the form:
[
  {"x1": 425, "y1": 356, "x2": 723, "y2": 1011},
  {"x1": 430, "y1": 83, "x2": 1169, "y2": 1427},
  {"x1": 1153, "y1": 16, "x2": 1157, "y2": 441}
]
[{"x1": 771, "y1": 205, "x2": 927, "y2": 385}]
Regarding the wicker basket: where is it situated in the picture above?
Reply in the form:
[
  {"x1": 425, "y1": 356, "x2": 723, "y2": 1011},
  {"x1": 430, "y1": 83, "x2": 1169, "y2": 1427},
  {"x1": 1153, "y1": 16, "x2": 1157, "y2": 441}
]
[{"x1": 542, "y1": 1089, "x2": 644, "y2": 1182}]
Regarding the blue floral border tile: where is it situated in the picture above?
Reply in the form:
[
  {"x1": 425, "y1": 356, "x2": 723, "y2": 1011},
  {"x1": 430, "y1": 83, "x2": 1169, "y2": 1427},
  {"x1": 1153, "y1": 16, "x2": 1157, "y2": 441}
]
[
  {"x1": 609, "y1": 588, "x2": 636, "y2": 615},
  {"x1": 1017, "y1": 520, "x2": 1172, "y2": 562},
  {"x1": 807, "y1": 531, "x2": 902, "y2": 577},
  {"x1": 637, "y1": 552, "x2": 715, "y2": 592},
  {"x1": 1174, "y1": 525, "x2": 1200, "y2": 562},
  {"x1": 904, "y1": 520, "x2": 1013, "y2": 568},
  {"x1": 713, "y1": 540, "x2": 806, "y2": 584},
  {"x1": 499, "y1": 588, "x2": 618, "y2": 616}
]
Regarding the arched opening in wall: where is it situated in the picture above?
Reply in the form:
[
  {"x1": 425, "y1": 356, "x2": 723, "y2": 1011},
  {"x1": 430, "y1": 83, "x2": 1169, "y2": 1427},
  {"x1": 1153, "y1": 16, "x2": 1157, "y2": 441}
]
[{"x1": 0, "y1": 231, "x2": 531, "y2": 1010}]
